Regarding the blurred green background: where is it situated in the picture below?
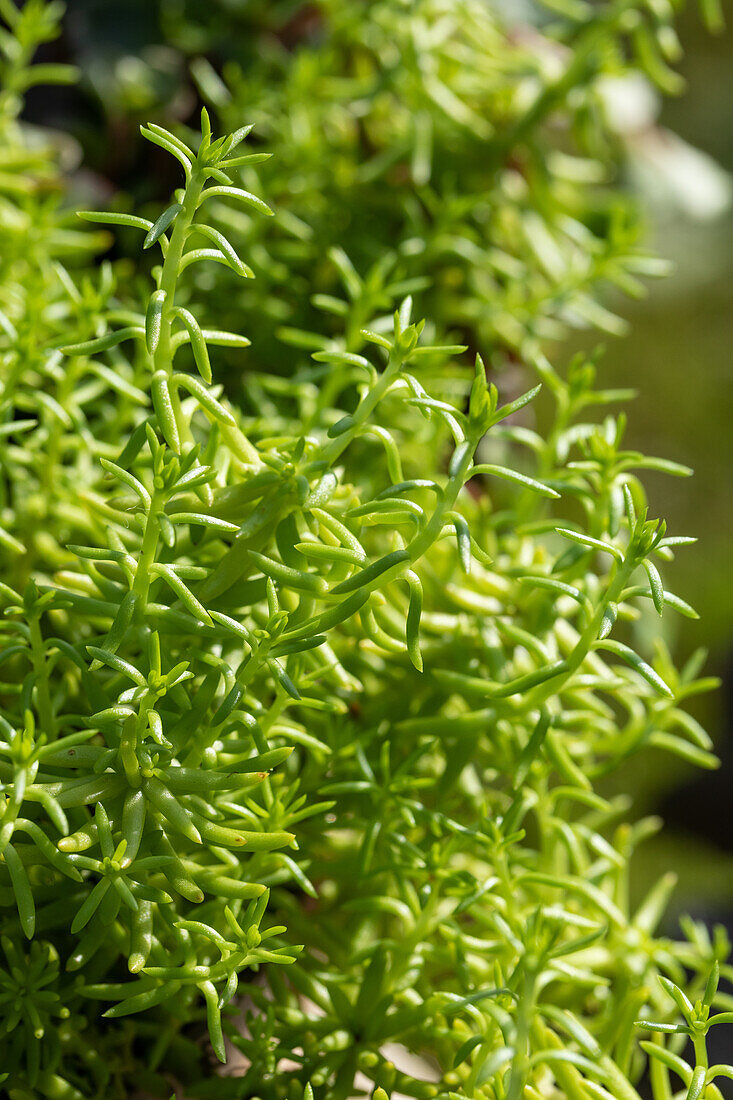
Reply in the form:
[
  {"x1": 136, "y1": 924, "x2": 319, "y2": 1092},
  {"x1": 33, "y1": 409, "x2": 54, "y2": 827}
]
[{"x1": 596, "y1": 7, "x2": 733, "y2": 912}]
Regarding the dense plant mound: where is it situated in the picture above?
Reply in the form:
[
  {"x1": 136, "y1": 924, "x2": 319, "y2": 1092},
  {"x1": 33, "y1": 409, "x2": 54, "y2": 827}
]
[{"x1": 0, "y1": 1, "x2": 731, "y2": 1099}]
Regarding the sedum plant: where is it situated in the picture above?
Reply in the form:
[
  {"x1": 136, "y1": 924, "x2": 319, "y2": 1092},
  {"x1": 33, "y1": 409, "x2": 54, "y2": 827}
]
[
  {"x1": 166, "y1": 0, "x2": 722, "y2": 378},
  {"x1": 0, "y1": 2, "x2": 731, "y2": 1100},
  {"x1": 1, "y1": 109, "x2": 732, "y2": 1098},
  {"x1": 0, "y1": 0, "x2": 141, "y2": 591},
  {"x1": 67, "y1": 0, "x2": 724, "y2": 389}
]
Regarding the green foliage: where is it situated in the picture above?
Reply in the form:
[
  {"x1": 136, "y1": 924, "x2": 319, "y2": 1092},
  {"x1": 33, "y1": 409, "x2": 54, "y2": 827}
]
[
  {"x1": 636, "y1": 962, "x2": 733, "y2": 1100},
  {"x1": 178, "y1": 0, "x2": 689, "y2": 373},
  {"x1": 0, "y1": 1, "x2": 730, "y2": 1099}
]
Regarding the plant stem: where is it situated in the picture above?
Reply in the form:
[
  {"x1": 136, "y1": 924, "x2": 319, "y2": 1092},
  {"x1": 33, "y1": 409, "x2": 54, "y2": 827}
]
[
  {"x1": 153, "y1": 169, "x2": 206, "y2": 444},
  {"x1": 29, "y1": 614, "x2": 54, "y2": 739}
]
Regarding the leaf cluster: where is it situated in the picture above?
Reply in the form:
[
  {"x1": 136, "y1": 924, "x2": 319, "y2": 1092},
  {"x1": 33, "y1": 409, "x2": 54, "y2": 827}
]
[{"x1": 0, "y1": 2, "x2": 729, "y2": 1099}]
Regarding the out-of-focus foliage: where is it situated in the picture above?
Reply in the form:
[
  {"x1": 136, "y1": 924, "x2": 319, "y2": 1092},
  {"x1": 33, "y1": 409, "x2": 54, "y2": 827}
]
[
  {"x1": 67, "y1": 0, "x2": 720, "y2": 374},
  {"x1": 0, "y1": 1, "x2": 731, "y2": 1098}
]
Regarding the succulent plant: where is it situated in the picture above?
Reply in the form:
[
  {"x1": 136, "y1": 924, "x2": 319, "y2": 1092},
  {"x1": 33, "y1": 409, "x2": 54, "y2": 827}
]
[{"x1": 0, "y1": 1, "x2": 729, "y2": 1098}]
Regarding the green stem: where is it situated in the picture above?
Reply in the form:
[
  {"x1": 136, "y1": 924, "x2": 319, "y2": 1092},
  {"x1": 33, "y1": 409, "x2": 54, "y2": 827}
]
[
  {"x1": 649, "y1": 1043, "x2": 673, "y2": 1100},
  {"x1": 29, "y1": 614, "x2": 54, "y2": 739},
  {"x1": 407, "y1": 433, "x2": 477, "y2": 564},
  {"x1": 518, "y1": 557, "x2": 634, "y2": 715},
  {"x1": 321, "y1": 347, "x2": 406, "y2": 468},
  {"x1": 694, "y1": 1033, "x2": 709, "y2": 1071},
  {"x1": 506, "y1": 969, "x2": 537, "y2": 1100},
  {"x1": 131, "y1": 492, "x2": 162, "y2": 613},
  {"x1": 119, "y1": 712, "x2": 142, "y2": 786},
  {"x1": 153, "y1": 168, "x2": 206, "y2": 443}
]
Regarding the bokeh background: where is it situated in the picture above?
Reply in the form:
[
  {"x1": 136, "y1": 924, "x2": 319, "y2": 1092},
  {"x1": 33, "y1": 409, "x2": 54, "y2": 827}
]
[
  {"x1": 25, "y1": 0, "x2": 733, "y2": 946},
  {"x1": 599, "y1": 6, "x2": 733, "y2": 913}
]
